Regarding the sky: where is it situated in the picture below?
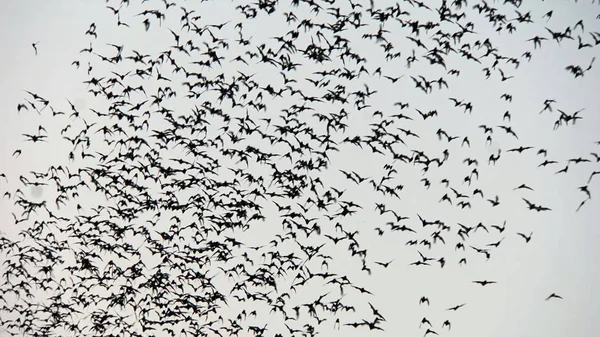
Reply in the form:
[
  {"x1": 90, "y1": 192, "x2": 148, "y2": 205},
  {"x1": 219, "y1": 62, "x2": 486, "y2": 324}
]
[{"x1": 0, "y1": 0, "x2": 600, "y2": 337}]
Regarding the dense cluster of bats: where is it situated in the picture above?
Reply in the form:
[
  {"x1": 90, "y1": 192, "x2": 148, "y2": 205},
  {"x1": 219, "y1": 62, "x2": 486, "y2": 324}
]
[{"x1": 1, "y1": 0, "x2": 598, "y2": 336}]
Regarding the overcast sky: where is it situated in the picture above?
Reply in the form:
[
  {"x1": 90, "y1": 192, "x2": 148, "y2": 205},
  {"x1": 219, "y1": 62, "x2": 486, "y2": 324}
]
[{"x1": 1, "y1": 1, "x2": 600, "y2": 337}]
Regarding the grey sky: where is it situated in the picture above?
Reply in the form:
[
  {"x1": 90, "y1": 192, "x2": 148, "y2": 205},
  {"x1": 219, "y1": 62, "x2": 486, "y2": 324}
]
[{"x1": 1, "y1": 1, "x2": 600, "y2": 337}]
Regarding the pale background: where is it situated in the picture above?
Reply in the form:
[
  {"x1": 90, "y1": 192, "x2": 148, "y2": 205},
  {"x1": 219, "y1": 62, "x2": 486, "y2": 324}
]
[{"x1": 1, "y1": 1, "x2": 599, "y2": 336}]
